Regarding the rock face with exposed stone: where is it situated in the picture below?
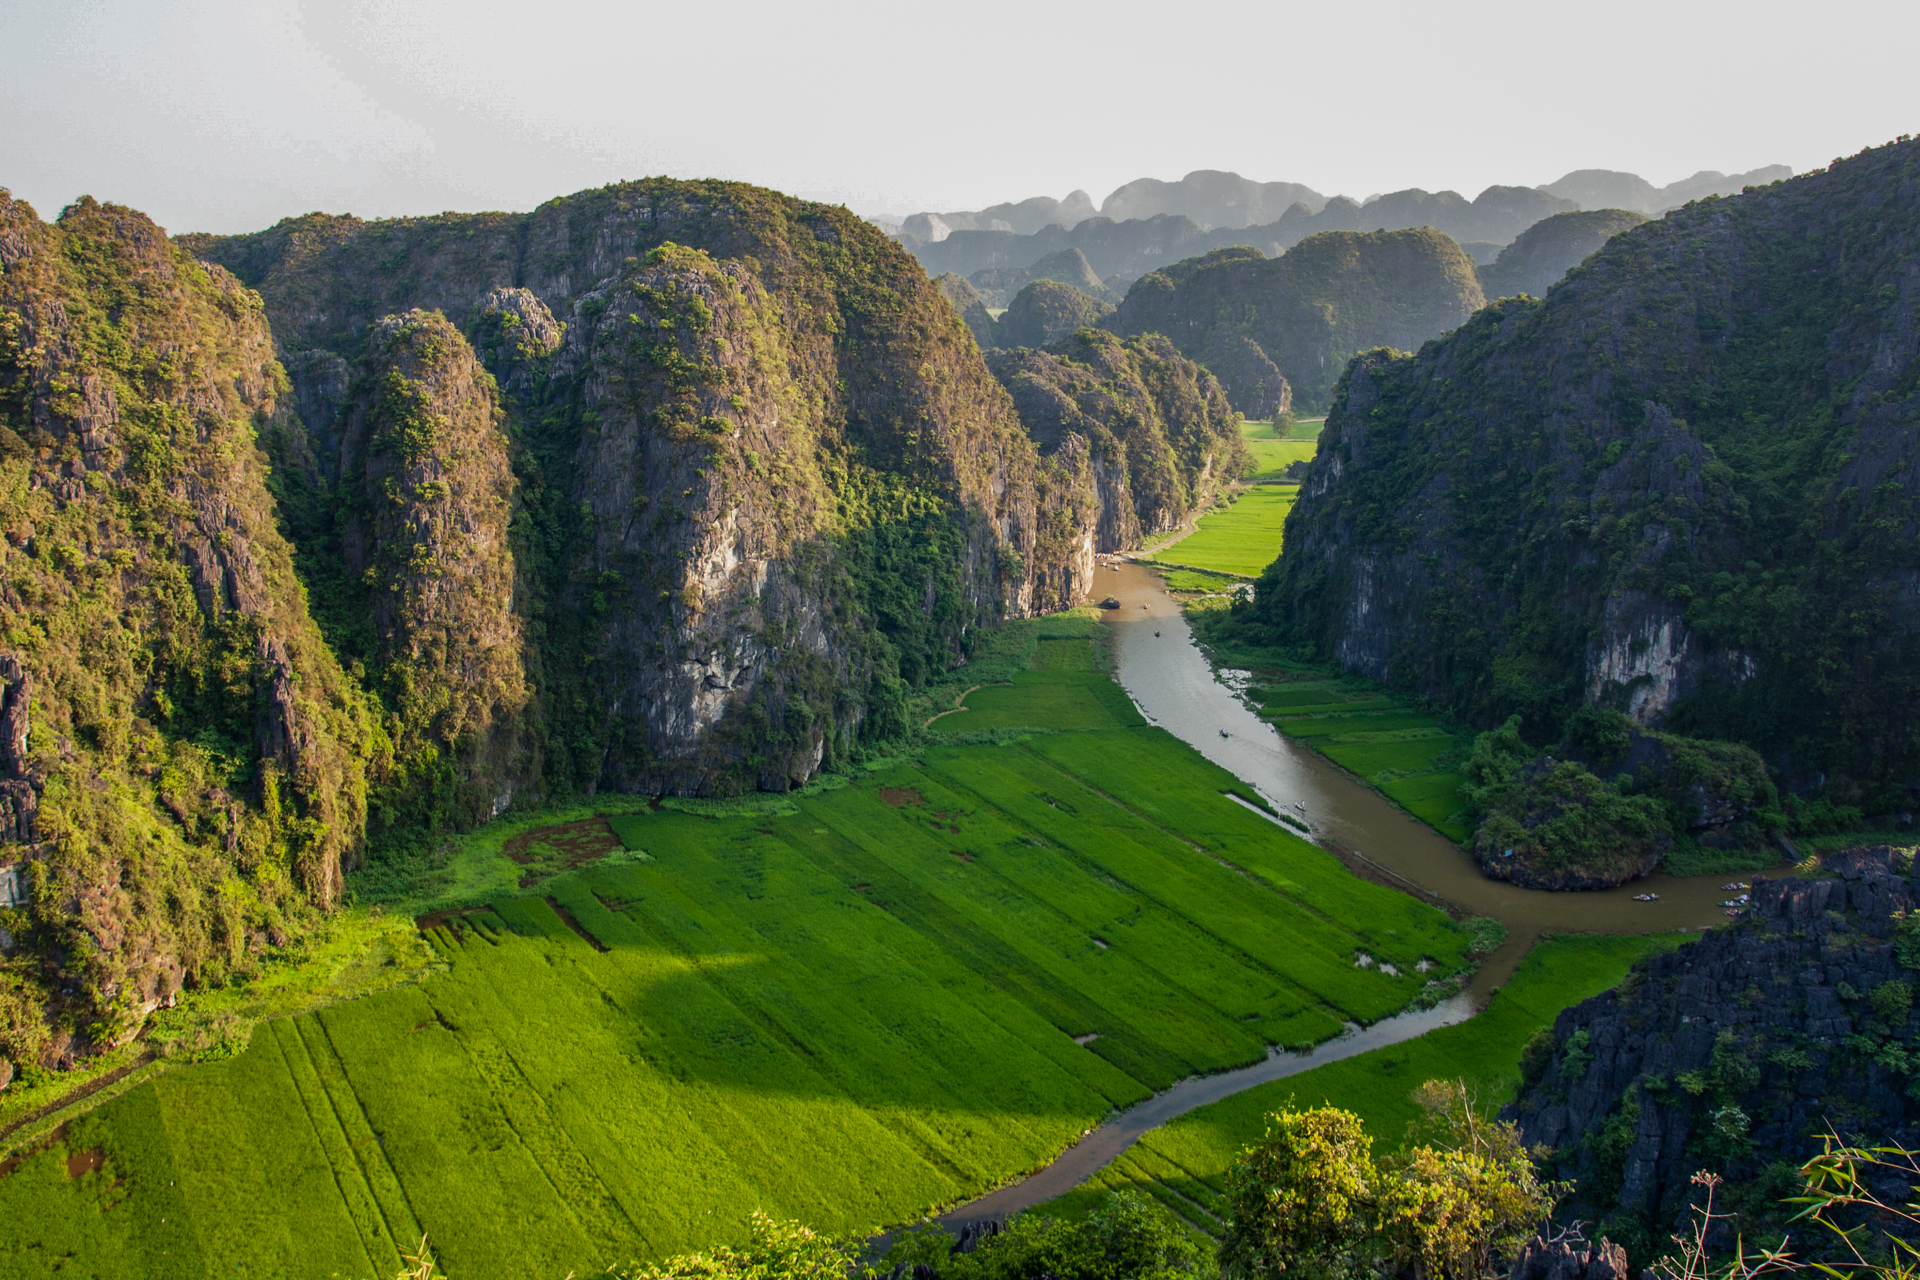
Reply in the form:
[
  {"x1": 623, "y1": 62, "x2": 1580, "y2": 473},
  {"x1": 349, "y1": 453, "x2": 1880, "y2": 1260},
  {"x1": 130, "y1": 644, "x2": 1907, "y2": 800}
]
[{"x1": 1507, "y1": 846, "x2": 1920, "y2": 1252}]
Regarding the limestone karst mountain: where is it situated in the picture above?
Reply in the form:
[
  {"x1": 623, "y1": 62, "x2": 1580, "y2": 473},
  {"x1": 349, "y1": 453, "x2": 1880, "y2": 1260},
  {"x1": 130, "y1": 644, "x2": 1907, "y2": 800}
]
[
  {"x1": 1, "y1": 178, "x2": 1177, "y2": 1067},
  {"x1": 966, "y1": 246, "x2": 1114, "y2": 308},
  {"x1": 1477, "y1": 208, "x2": 1649, "y2": 300},
  {"x1": 988, "y1": 329, "x2": 1247, "y2": 551},
  {"x1": 898, "y1": 165, "x2": 1789, "y2": 296},
  {"x1": 1097, "y1": 170, "x2": 1327, "y2": 229},
  {"x1": 995, "y1": 279, "x2": 1114, "y2": 349},
  {"x1": 1539, "y1": 164, "x2": 1794, "y2": 214},
  {"x1": 1102, "y1": 230, "x2": 1486, "y2": 415},
  {"x1": 0, "y1": 192, "x2": 377, "y2": 1067},
  {"x1": 1252, "y1": 138, "x2": 1920, "y2": 803}
]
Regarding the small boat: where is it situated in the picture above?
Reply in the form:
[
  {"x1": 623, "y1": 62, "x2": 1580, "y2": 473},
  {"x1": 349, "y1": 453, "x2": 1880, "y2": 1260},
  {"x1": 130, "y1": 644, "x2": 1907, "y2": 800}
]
[
  {"x1": 1218, "y1": 729, "x2": 1229, "y2": 738},
  {"x1": 1633, "y1": 892, "x2": 1660, "y2": 902},
  {"x1": 1293, "y1": 802, "x2": 1306, "y2": 813}
]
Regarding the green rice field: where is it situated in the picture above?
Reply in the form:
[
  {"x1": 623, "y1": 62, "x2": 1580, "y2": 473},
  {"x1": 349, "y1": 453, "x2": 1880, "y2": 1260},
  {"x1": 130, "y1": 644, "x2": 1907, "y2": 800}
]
[
  {"x1": 1148, "y1": 486, "x2": 1298, "y2": 579},
  {"x1": 1239, "y1": 419, "x2": 1320, "y2": 482},
  {"x1": 0, "y1": 637, "x2": 1477, "y2": 1279},
  {"x1": 1036, "y1": 931, "x2": 1679, "y2": 1233}
]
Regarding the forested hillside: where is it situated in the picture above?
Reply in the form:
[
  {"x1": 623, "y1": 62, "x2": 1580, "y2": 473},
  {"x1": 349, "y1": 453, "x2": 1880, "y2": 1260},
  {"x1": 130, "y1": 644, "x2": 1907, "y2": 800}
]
[
  {"x1": 1103, "y1": 229, "x2": 1486, "y2": 414},
  {"x1": 0, "y1": 193, "x2": 377, "y2": 1067},
  {"x1": 1249, "y1": 137, "x2": 1920, "y2": 812},
  {"x1": 988, "y1": 330, "x2": 1247, "y2": 548}
]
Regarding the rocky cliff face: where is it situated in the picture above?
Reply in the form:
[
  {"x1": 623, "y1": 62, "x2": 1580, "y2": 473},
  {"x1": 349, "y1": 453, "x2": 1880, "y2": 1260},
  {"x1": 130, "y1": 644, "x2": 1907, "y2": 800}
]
[
  {"x1": 0, "y1": 192, "x2": 374, "y2": 1068},
  {"x1": 192, "y1": 179, "x2": 1102, "y2": 803},
  {"x1": 1509, "y1": 846, "x2": 1920, "y2": 1256},
  {"x1": 1478, "y1": 209, "x2": 1648, "y2": 301},
  {"x1": 988, "y1": 330, "x2": 1247, "y2": 548},
  {"x1": 338, "y1": 310, "x2": 529, "y2": 823},
  {"x1": 1104, "y1": 231, "x2": 1486, "y2": 413},
  {"x1": 1256, "y1": 138, "x2": 1920, "y2": 807}
]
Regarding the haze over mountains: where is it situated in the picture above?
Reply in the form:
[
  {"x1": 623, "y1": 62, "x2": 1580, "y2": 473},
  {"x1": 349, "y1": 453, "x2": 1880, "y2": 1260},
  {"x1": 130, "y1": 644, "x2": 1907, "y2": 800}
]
[
  {"x1": 892, "y1": 165, "x2": 1793, "y2": 240},
  {"x1": 887, "y1": 163, "x2": 1792, "y2": 299}
]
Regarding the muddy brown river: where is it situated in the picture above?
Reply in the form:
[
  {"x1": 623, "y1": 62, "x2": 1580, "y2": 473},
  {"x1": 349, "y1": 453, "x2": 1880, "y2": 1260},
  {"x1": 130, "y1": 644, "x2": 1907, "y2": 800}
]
[
  {"x1": 929, "y1": 561, "x2": 1737, "y2": 1229},
  {"x1": 1098, "y1": 560, "x2": 1733, "y2": 993}
]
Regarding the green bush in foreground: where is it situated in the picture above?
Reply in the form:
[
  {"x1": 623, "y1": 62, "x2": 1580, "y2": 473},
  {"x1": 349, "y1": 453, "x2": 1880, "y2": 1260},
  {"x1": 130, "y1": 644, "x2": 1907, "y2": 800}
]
[
  {"x1": 882, "y1": 1192, "x2": 1215, "y2": 1280},
  {"x1": 1219, "y1": 1084, "x2": 1559, "y2": 1280}
]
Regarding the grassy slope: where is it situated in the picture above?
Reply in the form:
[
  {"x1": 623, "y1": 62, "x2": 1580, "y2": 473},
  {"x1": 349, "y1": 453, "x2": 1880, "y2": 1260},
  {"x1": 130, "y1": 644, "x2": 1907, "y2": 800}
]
[
  {"x1": 0, "y1": 627, "x2": 1475, "y2": 1279},
  {"x1": 1035, "y1": 931, "x2": 1680, "y2": 1232}
]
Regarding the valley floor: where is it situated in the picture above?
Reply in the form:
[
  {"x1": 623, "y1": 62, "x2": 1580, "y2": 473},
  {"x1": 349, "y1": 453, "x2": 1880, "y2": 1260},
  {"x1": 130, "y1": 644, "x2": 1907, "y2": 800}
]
[{"x1": 0, "y1": 622, "x2": 1472, "y2": 1279}]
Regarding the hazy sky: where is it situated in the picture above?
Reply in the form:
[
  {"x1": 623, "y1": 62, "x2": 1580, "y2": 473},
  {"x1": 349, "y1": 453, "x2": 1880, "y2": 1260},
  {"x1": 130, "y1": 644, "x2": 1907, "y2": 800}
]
[{"x1": 3, "y1": 0, "x2": 1915, "y2": 234}]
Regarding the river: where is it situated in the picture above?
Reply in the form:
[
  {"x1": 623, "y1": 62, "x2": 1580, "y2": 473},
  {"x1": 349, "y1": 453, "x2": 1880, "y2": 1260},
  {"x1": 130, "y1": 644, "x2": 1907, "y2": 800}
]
[{"x1": 934, "y1": 560, "x2": 1735, "y2": 1229}]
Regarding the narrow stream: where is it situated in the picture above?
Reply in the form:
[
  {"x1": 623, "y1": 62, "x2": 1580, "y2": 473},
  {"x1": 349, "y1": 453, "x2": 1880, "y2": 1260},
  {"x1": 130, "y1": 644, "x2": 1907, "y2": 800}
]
[{"x1": 935, "y1": 561, "x2": 1737, "y2": 1228}]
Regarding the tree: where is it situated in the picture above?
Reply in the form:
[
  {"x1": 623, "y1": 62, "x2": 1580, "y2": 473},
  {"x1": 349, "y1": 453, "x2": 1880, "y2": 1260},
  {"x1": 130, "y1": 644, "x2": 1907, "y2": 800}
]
[
  {"x1": 1221, "y1": 1089, "x2": 1562, "y2": 1280},
  {"x1": 1221, "y1": 1105, "x2": 1380, "y2": 1280},
  {"x1": 618, "y1": 1211, "x2": 857, "y2": 1280},
  {"x1": 882, "y1": 1191, "x2": 1216, "y2": 1280}
]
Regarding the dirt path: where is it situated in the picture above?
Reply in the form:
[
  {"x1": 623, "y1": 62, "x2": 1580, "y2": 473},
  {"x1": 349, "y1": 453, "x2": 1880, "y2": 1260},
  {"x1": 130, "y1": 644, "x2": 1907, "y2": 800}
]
[{"x1": 923, "y1": 685, "x2": 986, "y2": 728}]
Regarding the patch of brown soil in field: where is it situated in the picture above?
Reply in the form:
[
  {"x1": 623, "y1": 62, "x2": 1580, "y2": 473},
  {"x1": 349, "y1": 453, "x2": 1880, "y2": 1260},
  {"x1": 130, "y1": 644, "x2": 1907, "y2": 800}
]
[
  {"x1": 64, "y1": 1148, "x2": 103, "y2": 1179},
  {"x1": 415, "y1": 905, "x2": 494, "y2": 932},
  {"x1": 504, "y1": 817, "x2": 626, "y2": 888},
  {"x1": 879, "y1": 788, "x2": 924, "y2": 808}
]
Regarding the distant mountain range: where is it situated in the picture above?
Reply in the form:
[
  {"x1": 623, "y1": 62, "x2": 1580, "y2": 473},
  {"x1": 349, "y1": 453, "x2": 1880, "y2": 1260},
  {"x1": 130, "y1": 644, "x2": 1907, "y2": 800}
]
[
  {"x1": 881, "y1": 165, "x2": 1792, "y2": 294},
  {"x1": 885, "y1": 166, "x2": 1792, "y2": 241}
]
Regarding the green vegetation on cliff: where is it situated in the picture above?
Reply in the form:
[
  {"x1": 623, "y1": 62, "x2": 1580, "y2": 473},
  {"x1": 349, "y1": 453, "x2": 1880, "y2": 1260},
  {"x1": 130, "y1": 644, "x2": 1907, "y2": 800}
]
[
  {"x1": 989, "y1": 329, "x2": 1247, "y2": 548},
  {"x1": 0, "y1": 192, "x2": 376, "y2": 1073},
  {"x1": 1248, "y1": 138, "x2": 1920, "y2": 818}
]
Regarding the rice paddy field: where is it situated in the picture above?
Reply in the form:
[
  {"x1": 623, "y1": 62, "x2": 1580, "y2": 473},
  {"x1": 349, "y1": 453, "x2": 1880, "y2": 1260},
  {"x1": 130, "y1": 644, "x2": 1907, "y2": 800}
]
[
  {"x1": 1148, "y1": 486, "x2": 1299, "y2": 579},
  {"x1": 0, "y1": 634, "x2": 1479, "y2": 1280},
  {"x1": 1035, "y1": 931, "x2": 1679, "y2": 1233},
  {"x1": 1238, "y1": 419, "x2": 1321, "y2": 482},
  {"x1": 1155, "y1": 567, "x2": 1242, "y2": 594}
]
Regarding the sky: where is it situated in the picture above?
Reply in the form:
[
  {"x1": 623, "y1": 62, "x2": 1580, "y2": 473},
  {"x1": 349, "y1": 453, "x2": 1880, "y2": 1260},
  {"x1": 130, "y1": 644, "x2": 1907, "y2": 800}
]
[{"x1": 2, "y1": 0, "x2": 1915, "y2": 235}]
